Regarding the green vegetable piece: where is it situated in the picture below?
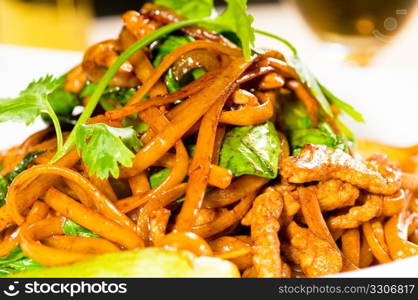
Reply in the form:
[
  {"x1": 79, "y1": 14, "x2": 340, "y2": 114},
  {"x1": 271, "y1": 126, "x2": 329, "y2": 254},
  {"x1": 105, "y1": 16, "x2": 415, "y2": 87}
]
[
  {"x1": 0, "y1": 150, "x2": 45, "y2": 207},
  {"x1": 0, "y1": 75, "x2": 64, "y2": 151},
  {"x1": 6, "y1": 248, "x2": 239, "y2": 278},
  {"x1": 191, "y1": 68, "x2": 207, "y2": 80},
  {"x1": 164, "y1": 68, "x2": 181, "y2": 93},
  {"x1": 75, "y1": 124, "x2": 142, "y2": 179},
  {"x1": 291, "y1": 127, "x2": 337, "y2": 149},
  {"x1": 62, "y1": 219, "x2": 99, "y2": 238},
  {"x1": 220, "y1": 122, "x2": 281, "y2": 178},
  {"x1": 0, "y1": 247, "x2": 42, "y2": 276},
  {"x1": 282, "y1": 99, "x2": 312, "y2": 131},
  {"x1": 149, "y1": 168, "x2": 172, "y2": 189}
]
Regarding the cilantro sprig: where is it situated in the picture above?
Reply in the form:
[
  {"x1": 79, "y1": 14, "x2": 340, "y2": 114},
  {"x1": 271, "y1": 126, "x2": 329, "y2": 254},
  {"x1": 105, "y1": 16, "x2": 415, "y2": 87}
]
[
  {"x1": 0, "y1": 75, "x2": 64, "y2": 152},
  {"x1": 75, "y1": 124, "x2": 142, "y2": 179}
]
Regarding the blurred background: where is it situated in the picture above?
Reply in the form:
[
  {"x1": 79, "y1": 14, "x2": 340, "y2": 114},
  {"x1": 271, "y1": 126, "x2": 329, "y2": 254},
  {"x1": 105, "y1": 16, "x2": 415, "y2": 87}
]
[
  {"x1": 0, "y1": 0, "x2": 418, "y2": 66},
  {"x1": 0, "y1": 0, "x2": 417, "y2": 68}
]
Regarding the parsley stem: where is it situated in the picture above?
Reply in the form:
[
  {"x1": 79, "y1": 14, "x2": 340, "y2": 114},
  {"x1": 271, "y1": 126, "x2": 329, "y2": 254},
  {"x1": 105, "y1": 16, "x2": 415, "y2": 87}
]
[
  {"x1": 50, "y1": 18, "x2": 205, "y2": 163},
  {"x1": 43, "y1": 98, "x2": 63, "y2": 154}
]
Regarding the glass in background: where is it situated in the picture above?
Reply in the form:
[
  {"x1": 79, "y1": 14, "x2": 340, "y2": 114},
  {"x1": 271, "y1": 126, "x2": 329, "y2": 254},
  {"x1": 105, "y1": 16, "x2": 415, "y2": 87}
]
[
  {"x1": 292, "y1": 0, "x2": 417, "y2": 66},
  {"x1": 0, "y1": 0, "x2": 93, "y2": 51}
]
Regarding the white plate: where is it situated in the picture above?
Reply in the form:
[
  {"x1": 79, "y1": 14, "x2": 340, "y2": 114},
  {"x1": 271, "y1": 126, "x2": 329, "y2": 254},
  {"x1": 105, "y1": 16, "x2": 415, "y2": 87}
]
[{"x1": 0, "y1": 44, "x2": 417, "y2": 277}]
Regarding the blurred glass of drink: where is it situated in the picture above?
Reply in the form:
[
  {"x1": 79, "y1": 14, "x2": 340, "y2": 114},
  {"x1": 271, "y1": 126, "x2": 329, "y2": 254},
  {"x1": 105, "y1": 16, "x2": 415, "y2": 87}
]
[
  {"x1": 293, "y1": 0, "x2": 417, "y2": 65},
  {"x1": 0, "y1": 0, "x2": 92, "y2": 51}
]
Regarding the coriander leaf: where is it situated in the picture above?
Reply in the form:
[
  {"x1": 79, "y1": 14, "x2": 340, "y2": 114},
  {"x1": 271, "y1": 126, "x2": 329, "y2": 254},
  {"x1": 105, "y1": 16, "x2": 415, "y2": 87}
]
[
  {"x1": 0, "y1": 75, "x2": 60, "y2": 124},
  {"x1": 63, "y1": 219, "x2": 99, "y2": 238},
  {"x1": 155, "y1": 0, "x2": 215, "y2": 19},
  {"x1": 149, "y1": 168, "x2": 172, "y2": 189},
  {"x1": 220, "y1": 122, "x2": 281, "y2": 178},
  {"x1": 319, "y1": 83, "x2": 365, "y2": 122},
  {"x1": 153, "y1": 35, "x2": 195, "y2": 67},
  {"x1": 282, "y1": 99, "x2": 312, "y2": 130},
  {"x1": 290, "y1": 127, "x2": 337, "y2": 150},
  {"x1": 206, "y1": 0, "x2": 255, "y2": 61},
  {"x1": 75, "y1": 123, "x2": 141, "y2": 179},
  {"x1": 0, "y1": 75, "x2": 64, "y2": 151},
  {"x1": 0, "y1": 150, "x2": 45, "y2": 207},
  {"x1": 0, "y1": 247, "x2": 42, "y2": 276}
]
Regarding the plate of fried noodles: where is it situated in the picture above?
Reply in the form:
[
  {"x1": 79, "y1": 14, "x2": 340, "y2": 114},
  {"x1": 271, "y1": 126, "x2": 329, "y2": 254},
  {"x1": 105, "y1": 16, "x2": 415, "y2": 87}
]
[{"x1": 0, "y1": 0, "x2": 416, "y2": 278}]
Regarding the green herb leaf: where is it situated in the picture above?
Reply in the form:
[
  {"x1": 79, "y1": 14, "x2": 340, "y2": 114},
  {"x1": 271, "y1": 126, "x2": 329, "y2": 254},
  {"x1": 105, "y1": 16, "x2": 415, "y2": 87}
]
[
  {"x1": 149, "y1": 168, "x2": 172, "y2": 189},
  {"x1": 281, "y1": 98, "x2": 348, "y2": 153},
  {"x1": 74, "y1": 123, "x2": 142, "y2": 179},
  {"x1": 157, "y1": 0, "x2": 255, "y2": 60},
  {"x1": 290, "y1": 126, "x2": 337, "y2": 150},
  {"x1": 0, "y1": 247, "x2": 42, "y2": 276},
  {"x1": 220, "y1": 122, "x2": 281, "y2": 178},
  {"x1": 63, "y1": 219, "x2": 99, "y2": 238},
  {"x1": 0, "y1": 75, "x2": 64, "y2": 151},
  {"x1": 155, "y1": 0, "x2": 215, "y2": 19},
  {"x1": 206, "y1": 0, "x2": 255, "y2": 60},
  {"x1": 0, "y1": 150, "x2": 45, "y2": 207},
  {"x1": 164, "y1": 68, "x2": 182, "y2": 93}
]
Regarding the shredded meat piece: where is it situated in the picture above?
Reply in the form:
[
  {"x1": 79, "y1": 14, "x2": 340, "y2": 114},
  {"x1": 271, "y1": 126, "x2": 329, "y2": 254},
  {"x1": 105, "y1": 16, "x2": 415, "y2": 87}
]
[
  {"x1": 316, "y1": 179, "x2": 359, "y2": 211},
  {"x1": 149, "y1": 208, "x2": 170, "y2": 245},
  {"x1": 273, "y1": 184, "x2": 300, "y2": 218},
  {"x1": 242, "y1": 187, "x2": 283, "y2": 278},
  {"x1": 242, "y1": 261, "x2": 291, "y2": 278},
  {"x1": 285, "y1": 221, "x2": 343, "y2": 277},
  {"x1": 194, "y1": 208, "x2": 217, "y2": 226},
  {"x1": 281, "y1": 144, "x2": 401, "y2": 195},
  {"x1": 327, "y1": 194, "x2": 383, "y2": 230}
]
